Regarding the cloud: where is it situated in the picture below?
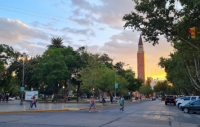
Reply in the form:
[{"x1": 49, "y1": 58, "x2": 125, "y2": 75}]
[
  {"x1": 70, "y1": 0, "x2": 136, "y2": 29},
  {"x1": 61, "y1": 27, "x2": 95, "y2": 37},
  {"x1": 10, "y1": 40, "x2": 46, "y2": 56},
  {"x1": 0, "y1": 17, "x2": 49, "y2": 43},
  {"x1": 69, "y1": 17, "x2": 93, "y2": 26}
]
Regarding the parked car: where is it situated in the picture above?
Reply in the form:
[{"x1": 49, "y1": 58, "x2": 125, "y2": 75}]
[
  {"x1": 175, "y1": 96, "x2": 185, "y2": 103},
  {"x1": 158, "y1": 97, "x2": 161, "y2": 100},
  {"x1": 176, "y1": 96, "x2": 200, "y2": 108},
  {"x1": 181, "y1": 100, "x2": 200, "y2": 113},
  {"x1": 165, "y1": 95, "x2": 176, "y2": 105},
  {"x1": 179, "y1": 100, "x2": 195, "y2": 109},
  {"x1": 152, "y1": 97, "x2": 156, "y2": 101}
]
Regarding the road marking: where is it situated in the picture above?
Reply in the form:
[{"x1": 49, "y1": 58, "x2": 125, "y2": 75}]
[
  {"x1": 183, "y1": 114, "x2": 191, "y2": 118},
  {"x1": 153, "y1": 115, "x2": 161, "y2": 119}
]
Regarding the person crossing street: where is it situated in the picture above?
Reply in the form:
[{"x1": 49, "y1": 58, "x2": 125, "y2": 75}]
[
  {"x1": 89, "y1": 96, "x2": 97, "y2": 112},
  {"x1": 120, "y1": 95, "x2": 124, "y2": 111},
  {"x1": 30, "y1": 96, "x2": 37, "y2": 110}
]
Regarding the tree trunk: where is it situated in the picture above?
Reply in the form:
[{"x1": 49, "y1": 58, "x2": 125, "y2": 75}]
[
  {"x1": 52, "y1": 93, "x2": 58, "y2": 102},
  {"x1": 68, "y1": 80, "x2": 71, "y2": 99},
  {"x1": 64, "y1": 81, "x2": 67, "y2": 102},
  {"x1": 76, "y1": 84, "x2": 80, "y2": 102}
]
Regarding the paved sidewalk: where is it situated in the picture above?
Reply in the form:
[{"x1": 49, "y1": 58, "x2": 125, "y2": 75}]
[{"x1": 0, "y1": 100, "x2": 128, "y2": 113}]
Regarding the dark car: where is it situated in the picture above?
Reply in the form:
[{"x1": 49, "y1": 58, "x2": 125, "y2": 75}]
[
  {"x1": 181, "y1": 100, "x2": 200, "y2": 113},
  {"x1": 152, "y1": 97, "x2": 156, "y2": 101},
  {"x1": 165, "y1": 95, "x2": 176, "y2": 105}
]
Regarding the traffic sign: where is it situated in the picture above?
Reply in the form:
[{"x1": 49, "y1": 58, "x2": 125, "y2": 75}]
[
  {"x1": 115, "y1": 83, "x2": 118, "y2": 88},
  {"x1": 21, "y1": 87, "x2": 24, "y2": 92}
]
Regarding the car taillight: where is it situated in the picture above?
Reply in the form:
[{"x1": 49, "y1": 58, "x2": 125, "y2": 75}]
[
  {"x1": 165, "y1": 99, "x2": 166, "y2": 101},
  {"x1": 174, "y1": 99, "x2": 175, "y2": 102}
]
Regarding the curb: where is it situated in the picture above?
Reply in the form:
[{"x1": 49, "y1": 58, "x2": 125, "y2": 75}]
[
  {"x1": 0, "y1": 109, "x2": 70, "y2": 113},
  {"x1": 0, "y1": 101, "x2": 140, "y2": 113}
]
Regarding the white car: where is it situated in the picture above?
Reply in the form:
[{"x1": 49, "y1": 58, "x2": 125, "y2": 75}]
[
  {"x1": 176, "y1": 96, "x2": 200, "y2": 108},
  {"x1": 175, "y1": 96, "x2": 185, "y2": 103},
  {"x1": 179, "y1": 100, "x2": 195, "y2": 108}
]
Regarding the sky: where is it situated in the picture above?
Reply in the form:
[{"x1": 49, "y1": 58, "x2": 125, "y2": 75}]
[{"x1": 0, "y1": 0, "x2": 174, "y2": 80}]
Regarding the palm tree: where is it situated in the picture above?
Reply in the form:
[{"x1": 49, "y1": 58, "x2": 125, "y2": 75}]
[{"x1": 47, "y1": 37, "x2": 65, "y2": 49}]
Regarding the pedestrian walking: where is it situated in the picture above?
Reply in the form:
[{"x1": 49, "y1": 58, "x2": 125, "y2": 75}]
[
  {"x1": 119, "y1": 95, "x2": 124, "y2": 111},
  {"x1": 89, "y1": 96, "x2": 97, "y2": 112},
  {"x1": 30, "y1": 96, "x2": 37, "y2": 109},
  {"x1": 102, "y1": 97, "x2": 106, "y2": 105},
  {"x1": 6, "y1": 95, "x2": 8, "y2": 103},
  {"x1": 110, "y1": 96, "x2": 113, "y2": 104}
]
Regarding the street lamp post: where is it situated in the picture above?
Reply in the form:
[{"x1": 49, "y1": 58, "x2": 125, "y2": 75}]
[
  {"x1": 18, "y1": 52, "x2": 30, "y2": 105},
  {"x1": 92, "y1": 88, "x2": 95, "y2": 97}
]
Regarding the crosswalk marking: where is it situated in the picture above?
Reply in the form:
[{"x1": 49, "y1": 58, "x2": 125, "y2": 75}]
[
  {"x1": 100, "y1": 110, "x2": 198, "y2": 120},
  {"x1": 153, "y1": 115, "x2": 161, "y2": 119}
]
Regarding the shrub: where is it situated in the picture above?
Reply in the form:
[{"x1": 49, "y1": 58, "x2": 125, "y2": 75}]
[{"x1": 71, "y1": 96, "x2": 77, "y2": 99}]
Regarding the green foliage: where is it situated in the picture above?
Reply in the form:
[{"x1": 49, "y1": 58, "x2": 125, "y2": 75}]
[
  {"x1": 33, "y1": 48, "x2": 70, "y2": 97},
  {"x1": 80, "y1": 55, "x2": 129, "y2": 96},
  {"x1": 8, "y1": 77, "x2": 21, "y2": 96},
  {"x1": 139, "y1": 85, "x2": 153, "y2": 96},
  {"x1": 71, "y1": 96, "x2": 77, "y2": 99},
  {"x1": 0, "y1": 44, "x2": 17, "y2": 88},
  {"x1": 47, "y1": 37, "x2": 65, "y2": 49},
  {"x1": 154, "y1": 81, "x2": 169, "y2": 93},
  {"x1": 123, "y1": 0, "x2": 200, "y2": 45},
  {"x1": 154, "y1": 80, "x2": 177, "y2": 95}
]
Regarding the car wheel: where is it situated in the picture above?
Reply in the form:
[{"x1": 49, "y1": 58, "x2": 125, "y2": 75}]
[{"x1": 184, "y1": 108, "x2": 189, "y2": 113}]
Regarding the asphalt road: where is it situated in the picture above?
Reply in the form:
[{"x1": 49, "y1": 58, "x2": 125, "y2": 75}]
[{"x1": 0, "y1": 100, "x2": 200, "y2": 127}]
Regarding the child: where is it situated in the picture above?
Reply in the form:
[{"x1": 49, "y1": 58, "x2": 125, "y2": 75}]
[{"x1": 89, "y1": 96, "x2": 97, "y2": 112}]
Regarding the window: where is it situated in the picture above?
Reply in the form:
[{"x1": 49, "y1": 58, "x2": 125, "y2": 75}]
[
  {"x1": 191, "y1": 97, "x2": 196, "y2": 101},
  {"x1": 193, "y1": 100, "x2": 200, "y2": 105},
  {"x1": 185, "y1": 97, "x2": 190, "y2": 100}
]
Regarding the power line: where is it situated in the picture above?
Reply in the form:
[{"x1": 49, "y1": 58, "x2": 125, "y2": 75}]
[
  {"x1": 0, "y1": 4, "x2": 68, "y2": 20},
  {"x1": 0, "y1": 7, "x2": 68, "y2": 23}
]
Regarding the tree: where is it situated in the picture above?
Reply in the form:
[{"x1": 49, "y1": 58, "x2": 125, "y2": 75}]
[
  {"x1": 159, "y1": 51, "x2": 199, "y2": 95},
  {"x1": 80, "y1": 54, "x2": 129, "y2": 98},
  {"x1": 123, "y1": 0, "x2": 200, "y2": 45},
  {"x1": 154, "y1": 81, "x2": 169, "y2": 93},
  {"x1": 47, "y1": 37, "x2": 65, "y2": 49},
  {"x1": 0, "y1": 44, "x2": 16, "y2": 89},
  {"x1": 139, "y1": 85, "x2": 153, "y2": 97},
  {"x1": 33, "y1": 48, "x2": 70, "y2": 102},
  {"x1": 153, "y1": 80, "x2": 176, "y2": 95}
]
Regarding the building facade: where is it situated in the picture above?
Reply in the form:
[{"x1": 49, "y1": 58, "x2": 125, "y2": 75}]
[{"x1": 137, "y1": 35, "x2": 146, "y2": 83}]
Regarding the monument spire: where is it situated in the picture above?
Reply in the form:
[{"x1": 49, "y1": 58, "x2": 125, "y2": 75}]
[{"x1": 138, "y1": 35, "x2": 143, "y2": 45}]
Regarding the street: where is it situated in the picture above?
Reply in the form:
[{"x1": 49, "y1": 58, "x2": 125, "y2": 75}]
[{"x1": 0, "y1": 100, "x2": 200, "y2": 127}]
